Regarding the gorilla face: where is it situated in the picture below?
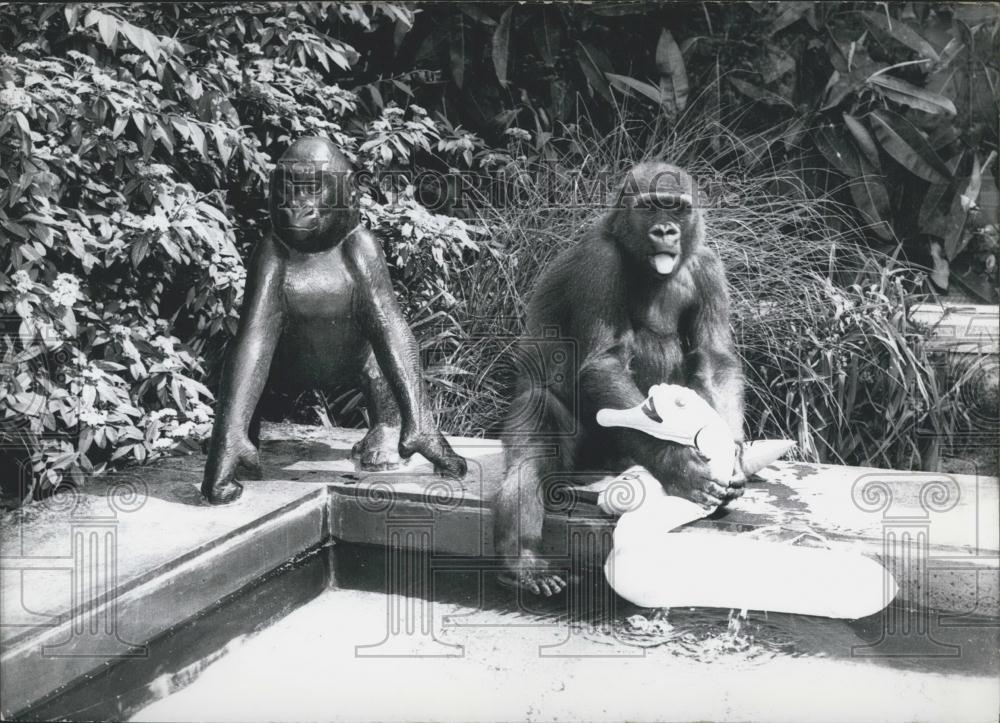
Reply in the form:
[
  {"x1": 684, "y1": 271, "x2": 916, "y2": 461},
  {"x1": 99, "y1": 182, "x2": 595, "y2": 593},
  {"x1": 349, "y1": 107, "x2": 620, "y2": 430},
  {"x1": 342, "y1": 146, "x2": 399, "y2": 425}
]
[
  {"x1": 269, "y1": 138, "x2": 358, "y2": 253},
  {"x1": 612, "y1": 162, "x2": 702, "y2": 278},
  {"x1": 626, "y1": 196, "x2": 696, "y2": 277}
]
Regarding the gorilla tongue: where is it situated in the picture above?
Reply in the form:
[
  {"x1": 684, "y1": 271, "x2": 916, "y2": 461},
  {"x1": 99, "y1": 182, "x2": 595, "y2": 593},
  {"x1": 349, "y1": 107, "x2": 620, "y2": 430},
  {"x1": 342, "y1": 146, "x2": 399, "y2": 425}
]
[{"x1": 650, "y1": 253, "x2": 678, "y2": 275}]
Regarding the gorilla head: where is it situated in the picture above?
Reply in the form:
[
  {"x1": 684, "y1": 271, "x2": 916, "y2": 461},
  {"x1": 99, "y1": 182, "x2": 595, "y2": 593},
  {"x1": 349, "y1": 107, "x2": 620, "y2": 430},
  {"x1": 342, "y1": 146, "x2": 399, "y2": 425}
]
[
  {"x1": 269, "y1": 137, "x2": 358, "y2": 252},
  {"x1": 611, "y1": 161, "x2": 704, "y2": 278}
]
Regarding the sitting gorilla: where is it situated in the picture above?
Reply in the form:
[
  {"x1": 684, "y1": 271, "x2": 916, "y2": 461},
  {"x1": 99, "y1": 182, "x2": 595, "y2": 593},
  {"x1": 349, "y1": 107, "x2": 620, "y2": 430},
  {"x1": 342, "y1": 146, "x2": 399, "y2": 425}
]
[{"x1": 493, "y1": 162, "x2": 745, "y2": 594}]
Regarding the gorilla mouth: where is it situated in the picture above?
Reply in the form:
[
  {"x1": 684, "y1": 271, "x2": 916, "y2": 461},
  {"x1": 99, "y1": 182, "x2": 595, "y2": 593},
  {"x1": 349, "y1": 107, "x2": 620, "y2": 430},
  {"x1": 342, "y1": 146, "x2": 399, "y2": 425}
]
[{"x1": 649, "y1": 252, "x2": 678, "y2": 275}]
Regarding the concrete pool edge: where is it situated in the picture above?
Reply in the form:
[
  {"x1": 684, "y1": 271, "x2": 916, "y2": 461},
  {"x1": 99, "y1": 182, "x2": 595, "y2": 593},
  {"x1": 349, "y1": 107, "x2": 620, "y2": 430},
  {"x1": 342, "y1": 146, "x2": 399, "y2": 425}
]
[
  {"x1": 0, "y1": 485, "x2": 328, "y2": 717},
  {"x1": 2, "y1": 426, "x2": 998, "y2": 716}
]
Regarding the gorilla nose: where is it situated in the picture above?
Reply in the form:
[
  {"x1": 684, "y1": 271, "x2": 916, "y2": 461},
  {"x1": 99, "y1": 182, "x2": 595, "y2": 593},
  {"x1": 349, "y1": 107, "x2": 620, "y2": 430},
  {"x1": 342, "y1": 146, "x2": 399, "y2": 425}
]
[{"x1": 648, "y1": 223, "x2": 680, "y2": 247}]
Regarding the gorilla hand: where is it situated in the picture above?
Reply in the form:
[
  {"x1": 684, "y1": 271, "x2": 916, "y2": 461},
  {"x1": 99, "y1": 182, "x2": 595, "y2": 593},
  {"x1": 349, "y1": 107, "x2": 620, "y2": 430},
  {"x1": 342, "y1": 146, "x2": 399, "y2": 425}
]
[
  {"x1": 399, "y1": 424, "x2": 468, "y2": 479},
  {"x1": 201, "y1": 435, "x2": 261, "y2": 505},
  {"x1": 648, "y1": 444, "x2": 740, "y2": 510}
]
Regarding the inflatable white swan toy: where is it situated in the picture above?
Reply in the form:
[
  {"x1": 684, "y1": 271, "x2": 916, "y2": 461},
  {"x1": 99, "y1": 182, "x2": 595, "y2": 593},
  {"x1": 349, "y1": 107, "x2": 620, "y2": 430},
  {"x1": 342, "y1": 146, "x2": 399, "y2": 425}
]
[
  {"x1": 594, "y1": 384, "x2": 898, "y2": 619},
  {"x1": 594, "y1": 383, "x2": 795, "y2": 517}
]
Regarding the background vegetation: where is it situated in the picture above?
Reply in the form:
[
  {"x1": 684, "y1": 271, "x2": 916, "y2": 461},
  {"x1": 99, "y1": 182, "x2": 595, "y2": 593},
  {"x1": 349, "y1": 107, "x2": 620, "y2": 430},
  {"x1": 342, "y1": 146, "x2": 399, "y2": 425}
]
[{"x1": 1, "y1": 2, "x2": 997, "y2": 504}]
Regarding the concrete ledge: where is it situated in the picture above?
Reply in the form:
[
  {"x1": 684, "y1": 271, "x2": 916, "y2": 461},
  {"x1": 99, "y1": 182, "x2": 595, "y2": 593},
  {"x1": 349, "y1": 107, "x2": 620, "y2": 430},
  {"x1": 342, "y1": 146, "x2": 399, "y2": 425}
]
[
  {"x1": 1, "y1": 466, "x2": 327, "y2": 716},
  {"x1": 327, "y1": 456, "x2": 1000, "y2": 619},
  {"x1": 2, "y1": 423, "x2": 998, "y2": 715}
]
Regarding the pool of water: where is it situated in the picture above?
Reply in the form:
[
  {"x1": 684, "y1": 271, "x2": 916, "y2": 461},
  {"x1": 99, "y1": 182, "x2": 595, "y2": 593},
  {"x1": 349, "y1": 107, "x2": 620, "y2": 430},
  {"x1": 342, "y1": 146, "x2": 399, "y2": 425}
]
[{"x1": 27, "y1": 543, "x2": 999, "y2": 722}]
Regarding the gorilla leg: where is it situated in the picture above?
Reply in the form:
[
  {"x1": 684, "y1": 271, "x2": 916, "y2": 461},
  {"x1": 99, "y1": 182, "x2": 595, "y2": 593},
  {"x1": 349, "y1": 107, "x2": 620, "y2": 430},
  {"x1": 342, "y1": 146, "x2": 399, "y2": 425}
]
[
  {"x1": 248, "y1": 406, "x2": 262, "y2": 448},
  {"x1": 352, "y1": 352, "x2": 404, "y2": 471},
  {"x1": 493, "y1": 386, "x2": 584, "y2": 595}
]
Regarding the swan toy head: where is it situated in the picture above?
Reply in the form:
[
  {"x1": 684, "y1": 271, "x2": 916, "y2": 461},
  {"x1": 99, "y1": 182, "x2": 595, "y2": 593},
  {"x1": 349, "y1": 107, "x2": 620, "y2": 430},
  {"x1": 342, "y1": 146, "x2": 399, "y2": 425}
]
[{"x1": 596, "y1": 383, "x2": 795, "y2": 481}]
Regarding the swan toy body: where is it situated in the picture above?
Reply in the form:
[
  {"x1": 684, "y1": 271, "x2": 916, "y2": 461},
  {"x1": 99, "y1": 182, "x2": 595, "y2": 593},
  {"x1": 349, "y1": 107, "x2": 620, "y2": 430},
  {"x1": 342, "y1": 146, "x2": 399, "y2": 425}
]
[{"x1": 594, "y1": 384, "x2": 897, "y2": 619}]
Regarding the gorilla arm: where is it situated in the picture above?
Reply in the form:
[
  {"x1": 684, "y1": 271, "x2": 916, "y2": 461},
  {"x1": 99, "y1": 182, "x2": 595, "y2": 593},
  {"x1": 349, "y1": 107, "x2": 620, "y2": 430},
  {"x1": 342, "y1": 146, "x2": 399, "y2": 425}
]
[
  {"x1": 344, "y1": 228, "x2": 467, "y2": 478},
  {"x1": 202, "y1": 234, "x2": 287, "y2": 504},
  {"x1": 569, "y1": 239, "x2": 732, "y2": 509},
  {"x1": 681, "y1": 250, "x2": 746, "y2": 496},
  {"x1": 685, "y1": 251, "x2": 745, "y2": 443}
]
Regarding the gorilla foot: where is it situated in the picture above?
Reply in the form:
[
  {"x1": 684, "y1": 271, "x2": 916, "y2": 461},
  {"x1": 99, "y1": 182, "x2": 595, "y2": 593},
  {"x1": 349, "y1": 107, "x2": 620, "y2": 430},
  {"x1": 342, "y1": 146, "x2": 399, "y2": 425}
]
[
  {"x1": 202, "y1": 481, "x2": 244, "y2": 505},
  {"x1": 498, "y1": 556, "x2": 567, "y2": 597},
  {"x1": 352, "y1": 424, "x2": 403, "y2": 471}
]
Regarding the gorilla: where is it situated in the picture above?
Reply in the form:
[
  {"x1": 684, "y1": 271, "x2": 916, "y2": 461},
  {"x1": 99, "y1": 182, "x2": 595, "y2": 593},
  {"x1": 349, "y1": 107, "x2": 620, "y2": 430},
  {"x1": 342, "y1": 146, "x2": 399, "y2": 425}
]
[
  {"x1": 203, "y1": 137, "x2": 467, "y2": 504},
  {"x1": 493, "y1": 162, "x2": 745, "y2": 594}
]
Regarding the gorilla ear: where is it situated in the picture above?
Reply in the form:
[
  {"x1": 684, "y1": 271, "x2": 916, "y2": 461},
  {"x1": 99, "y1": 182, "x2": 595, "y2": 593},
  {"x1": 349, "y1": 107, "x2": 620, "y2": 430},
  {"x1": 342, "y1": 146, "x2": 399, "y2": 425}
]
[{"x1": 606, "y1": 207, "x2": 628, "y2": 239}]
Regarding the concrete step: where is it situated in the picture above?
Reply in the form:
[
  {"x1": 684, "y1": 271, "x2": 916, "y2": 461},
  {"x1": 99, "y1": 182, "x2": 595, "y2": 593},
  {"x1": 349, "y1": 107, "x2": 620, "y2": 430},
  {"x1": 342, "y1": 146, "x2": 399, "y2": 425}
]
[{"x1": 2, "y1": 423, "x2": 997, "y2": 715}]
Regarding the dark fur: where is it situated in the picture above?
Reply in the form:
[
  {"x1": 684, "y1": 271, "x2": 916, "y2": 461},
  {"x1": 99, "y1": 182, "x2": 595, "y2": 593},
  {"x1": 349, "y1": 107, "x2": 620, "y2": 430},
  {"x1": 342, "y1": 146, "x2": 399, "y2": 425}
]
[{"x1": 493, "y1": 162, "x2": 745, "y2": 595}]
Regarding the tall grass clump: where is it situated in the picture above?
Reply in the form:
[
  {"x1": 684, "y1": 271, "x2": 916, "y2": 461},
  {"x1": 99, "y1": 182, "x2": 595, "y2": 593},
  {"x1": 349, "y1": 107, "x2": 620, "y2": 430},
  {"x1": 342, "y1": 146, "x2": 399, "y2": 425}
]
[{"x1": 430, "y1": 107, "x2": 972, "y2": 471}]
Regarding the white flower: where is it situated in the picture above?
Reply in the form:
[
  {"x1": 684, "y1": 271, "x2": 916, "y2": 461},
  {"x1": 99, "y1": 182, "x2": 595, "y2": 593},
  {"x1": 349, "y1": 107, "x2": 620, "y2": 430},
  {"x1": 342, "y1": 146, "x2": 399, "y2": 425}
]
[
  {"x1": 504, "y1": 127, "x2": 531, "y2": 142},
  {"x1": 67, "y1": 50, "x2": 93, "y2": 64},
  {"x1": 91, "y1": 72, "x2": 115, "y2": 91},
  {"x1": 169, "y1": 421, "x2": 194, "y2": 439},
  {"x1": 0, "y1": 84, "x2": 31, "y2": 113},
  {"x1": 152, "y1": 437, "x2": 175, "y2": 450},
  {"x1": 188, "y1": 401, "x2": 212, "y2": 424},
  {"x1": 79, "y1": 405, "x2": 108, "y2": 427},
  {"x1": 12, "y1": 269, "x2": 33, "y2": 293},
  {"x1": 256, "y1": 63, "x2": 275, "y2": 83},
  {"x1": 137, "y1": 162, "x2": 172, "y2": 179},
  {"x1": 50, "y1": 273, "x2": 80, "y2": 308},
  {"x1": 139, "y1": 214, "x2": 170, "y2": 233}
]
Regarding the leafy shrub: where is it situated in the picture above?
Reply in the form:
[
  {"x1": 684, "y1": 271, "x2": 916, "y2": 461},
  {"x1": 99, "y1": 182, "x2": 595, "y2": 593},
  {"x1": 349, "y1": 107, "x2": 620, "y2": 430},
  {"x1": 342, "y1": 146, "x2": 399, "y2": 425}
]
[
  {"x1": 0, "y1": 3, "x2": 984, "y2": 505},
  {"x1": 362, "y1": 2, "x2": 999, "y2": 299},
  {"x1": 0, "y1": 4, "x2": 480, "y2": 503},
  {"x1": 715, "y1": 3, "x2": 999, "y2": 301}
]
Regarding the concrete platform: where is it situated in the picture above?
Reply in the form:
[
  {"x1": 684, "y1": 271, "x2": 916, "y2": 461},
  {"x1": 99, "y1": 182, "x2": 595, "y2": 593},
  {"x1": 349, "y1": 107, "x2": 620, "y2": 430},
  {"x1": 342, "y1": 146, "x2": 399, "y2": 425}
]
[{"x1": 2, "y1": 423, "x2": 998, "y2": 716}]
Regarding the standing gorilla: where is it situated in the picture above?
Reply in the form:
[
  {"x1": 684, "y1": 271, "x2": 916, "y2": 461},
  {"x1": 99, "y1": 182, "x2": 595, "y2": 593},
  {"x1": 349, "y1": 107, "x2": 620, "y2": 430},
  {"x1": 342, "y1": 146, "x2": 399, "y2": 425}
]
[
  {"x1": 494, "y1": 162, "x2": 745, "y2": 594},
  {"x1": 202, "y1": 137, "x2": 466, "y2": 504}
]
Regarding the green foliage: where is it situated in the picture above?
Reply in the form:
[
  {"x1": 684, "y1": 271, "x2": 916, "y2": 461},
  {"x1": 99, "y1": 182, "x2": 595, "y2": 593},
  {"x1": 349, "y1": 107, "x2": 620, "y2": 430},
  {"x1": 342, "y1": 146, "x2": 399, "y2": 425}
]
[
  {"x1": 0, "y1": 3, "x2": 479, "y2": 502},
  {"x1": 366, "y1": 2, "x2": 999, "y2": 298},
  {"x1": 703, "y1": 3, "x2": 999, "y2": 299},
  {"x1": 0, "y1": 2, "x2": 989, "y2": 503},
  {"x1": 431, "y1": 112, "x2": 973, "y2": 468}
]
